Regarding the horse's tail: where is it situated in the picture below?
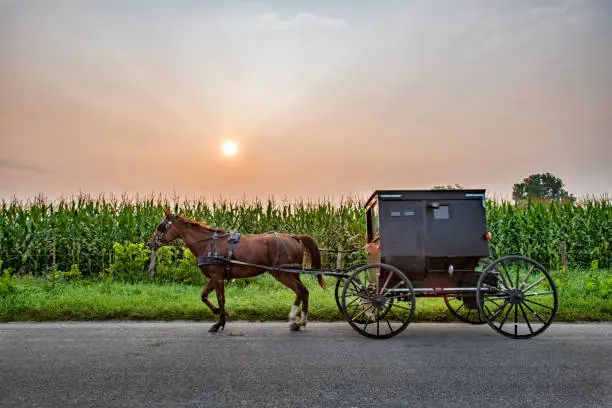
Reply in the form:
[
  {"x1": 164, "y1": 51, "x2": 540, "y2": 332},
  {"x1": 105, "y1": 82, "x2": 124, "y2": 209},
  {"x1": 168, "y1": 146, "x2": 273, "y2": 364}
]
[{"x1": 293, "y1": 234, "x2": 327, "y2": 290}]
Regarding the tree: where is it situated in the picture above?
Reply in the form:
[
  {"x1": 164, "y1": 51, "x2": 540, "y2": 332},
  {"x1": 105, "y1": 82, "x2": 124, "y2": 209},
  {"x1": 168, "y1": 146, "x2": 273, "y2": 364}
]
[
  {"x1": 512, "y1": 173, "x2": 574, "y2": 203},
  {"x1": 432, "y1": 184, "x2": 464, "y2": 190}
]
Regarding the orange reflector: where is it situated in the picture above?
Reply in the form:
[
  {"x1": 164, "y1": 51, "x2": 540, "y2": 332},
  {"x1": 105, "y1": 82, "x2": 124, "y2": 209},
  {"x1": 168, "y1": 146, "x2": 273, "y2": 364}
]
[
  {"x1": 485, "y1": 232, "x2": 492, "y2": 240},
  {"x1": 365, "y1": 242, "x2": 380, "y2": 254}
]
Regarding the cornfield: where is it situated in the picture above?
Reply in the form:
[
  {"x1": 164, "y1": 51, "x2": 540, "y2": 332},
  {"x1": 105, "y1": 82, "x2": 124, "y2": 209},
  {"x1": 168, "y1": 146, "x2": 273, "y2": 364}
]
[{"x1": 0, "y1": 193, "x2": 610, "y2": 277}]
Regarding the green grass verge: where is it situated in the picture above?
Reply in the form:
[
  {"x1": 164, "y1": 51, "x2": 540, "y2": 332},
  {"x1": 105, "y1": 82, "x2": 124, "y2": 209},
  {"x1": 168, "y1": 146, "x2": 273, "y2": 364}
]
[{"x1": 1, "y1": 268, "x2": 610, "y2": 322}]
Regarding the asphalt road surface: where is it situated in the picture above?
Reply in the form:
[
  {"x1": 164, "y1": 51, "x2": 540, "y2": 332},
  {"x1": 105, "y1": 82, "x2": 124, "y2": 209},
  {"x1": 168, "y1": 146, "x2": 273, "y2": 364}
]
[{"x1": 1, "y1": 321, "x2": 610, "y2": 408}]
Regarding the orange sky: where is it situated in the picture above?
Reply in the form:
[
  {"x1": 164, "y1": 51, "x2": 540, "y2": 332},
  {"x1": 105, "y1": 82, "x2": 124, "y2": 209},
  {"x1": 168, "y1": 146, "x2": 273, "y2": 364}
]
[{"x1": 1, "y1": 0, "x2": 611, "y2": 203}]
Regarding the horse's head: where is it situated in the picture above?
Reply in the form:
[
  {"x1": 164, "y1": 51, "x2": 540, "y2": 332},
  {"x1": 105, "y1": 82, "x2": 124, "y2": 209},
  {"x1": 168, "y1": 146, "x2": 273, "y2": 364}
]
[{"x1": 147, "y1": 208, "x2": 182, "y2": 250}]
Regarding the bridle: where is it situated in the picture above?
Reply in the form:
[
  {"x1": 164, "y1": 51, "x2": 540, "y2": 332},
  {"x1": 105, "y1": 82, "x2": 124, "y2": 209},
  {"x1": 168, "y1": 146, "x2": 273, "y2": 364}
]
[
  {"x1": 152, "y1": 216, "x2": 178, "y2": 249},
  {"x1": 152, "y1": 215, "x2": 224, "y2": 249}
]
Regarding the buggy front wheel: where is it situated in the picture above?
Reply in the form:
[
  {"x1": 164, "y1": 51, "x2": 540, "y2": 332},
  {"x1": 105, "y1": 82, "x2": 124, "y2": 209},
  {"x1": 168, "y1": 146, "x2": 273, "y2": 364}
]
[{"x1": 341, "y1": 263, "x2": 415, "y2": 339}]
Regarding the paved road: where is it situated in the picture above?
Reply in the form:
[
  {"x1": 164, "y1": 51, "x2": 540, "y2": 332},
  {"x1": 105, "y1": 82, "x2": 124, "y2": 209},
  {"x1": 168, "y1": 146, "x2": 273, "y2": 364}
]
[{"x1": 0, "y1": 321, "x2": 610, "y2": 408}]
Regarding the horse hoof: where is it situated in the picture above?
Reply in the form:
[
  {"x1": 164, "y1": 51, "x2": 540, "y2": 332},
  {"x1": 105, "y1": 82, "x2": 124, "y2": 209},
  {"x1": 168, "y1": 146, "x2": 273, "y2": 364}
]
[
  {"x1": 289, "y1": 323, "x2": 300, "y2": 331},
  {"x1": 209, "y1": 323, "x2": 225, "y2": 333}
]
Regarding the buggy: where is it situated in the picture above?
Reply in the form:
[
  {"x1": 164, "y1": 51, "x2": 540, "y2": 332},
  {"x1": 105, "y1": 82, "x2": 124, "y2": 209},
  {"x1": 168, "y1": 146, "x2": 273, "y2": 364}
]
[{"x1": 334, "y1": 189, "x2": 559, "y2": 339}]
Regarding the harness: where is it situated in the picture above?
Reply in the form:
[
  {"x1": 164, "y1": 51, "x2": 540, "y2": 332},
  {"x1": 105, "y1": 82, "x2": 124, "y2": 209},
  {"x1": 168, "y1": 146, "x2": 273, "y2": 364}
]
[
  {"x1": 195, "y1": 231, "x2": 290, "y2": 274},
  {"x1": 196, "y1": 231, "x2": 242, "y2": 272}
]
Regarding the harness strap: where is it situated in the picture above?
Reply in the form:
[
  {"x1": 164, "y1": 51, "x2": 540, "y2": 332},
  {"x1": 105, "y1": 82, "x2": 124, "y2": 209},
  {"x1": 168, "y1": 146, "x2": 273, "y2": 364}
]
[{"x1": 204, "y1": 231, "x2": 242, "y2": 274}]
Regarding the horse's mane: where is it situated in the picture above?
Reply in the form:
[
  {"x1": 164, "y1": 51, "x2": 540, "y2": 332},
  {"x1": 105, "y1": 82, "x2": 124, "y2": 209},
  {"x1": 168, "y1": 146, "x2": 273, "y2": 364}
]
[{"x1": 181, "y1": 217, "x2": 227, "y2": 234}]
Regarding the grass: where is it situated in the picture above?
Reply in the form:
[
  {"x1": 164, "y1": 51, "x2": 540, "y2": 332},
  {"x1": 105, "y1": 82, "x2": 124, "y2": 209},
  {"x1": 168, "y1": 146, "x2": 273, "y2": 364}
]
[{"x1": 1, "y1": 268, "x2": 610, "y2": 323}]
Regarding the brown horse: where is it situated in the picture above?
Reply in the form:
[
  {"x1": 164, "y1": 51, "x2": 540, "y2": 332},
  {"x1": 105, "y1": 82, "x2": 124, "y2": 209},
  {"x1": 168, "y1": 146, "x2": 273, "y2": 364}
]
[{"x1": 147, "y1": 209, "x2": 327, "y2": 333}]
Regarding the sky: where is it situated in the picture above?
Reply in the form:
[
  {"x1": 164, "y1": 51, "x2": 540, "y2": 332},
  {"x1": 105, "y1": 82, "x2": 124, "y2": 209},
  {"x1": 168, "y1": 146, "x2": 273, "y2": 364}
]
[{"x1": 1, "y1": 0, "x2": 611, "y2": 203}]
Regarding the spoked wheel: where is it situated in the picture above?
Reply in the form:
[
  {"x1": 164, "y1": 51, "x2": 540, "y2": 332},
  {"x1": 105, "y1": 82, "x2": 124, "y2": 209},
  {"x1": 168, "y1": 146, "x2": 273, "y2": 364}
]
[
  {"x1": 476, "y1": 255, "x2": 559, "y2": 339},
  {"x1": 341, "y1": 263, "x2": 415, "y2": 339},
  {"x1": 443, "y1": 257, "x2": 490, "y2": 324},
  {"x1": 334, "y1": 277, "x2": 346, "y2": 314},
  {"x1": 443, "y1": 294, "x2": 487, "y2": 324},
  {"x1": 334, "y1": 265, "x2": 362, "y2": 315}
]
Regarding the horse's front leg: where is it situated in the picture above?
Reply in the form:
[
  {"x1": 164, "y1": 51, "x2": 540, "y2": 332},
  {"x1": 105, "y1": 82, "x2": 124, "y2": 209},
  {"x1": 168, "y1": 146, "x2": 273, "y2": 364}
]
[
  {"x1": 200, "y1": 279, "x2": 217, "y2": 313},
  {"x1": 208, "y1": 277, "x2": 227, "y2": 333},
  {"x1": 200, "y1": 279, "x2": 229, "y2": 318}
]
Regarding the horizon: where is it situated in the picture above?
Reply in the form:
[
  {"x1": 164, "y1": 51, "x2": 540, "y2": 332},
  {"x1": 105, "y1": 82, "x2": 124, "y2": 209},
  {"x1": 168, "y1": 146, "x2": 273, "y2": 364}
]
[
  {"x1": 2, "y1": 188, "x2": 609, "y2": 208},
  {"x1": 2, "y1": 0, "x2": 611, "y2": 203}
]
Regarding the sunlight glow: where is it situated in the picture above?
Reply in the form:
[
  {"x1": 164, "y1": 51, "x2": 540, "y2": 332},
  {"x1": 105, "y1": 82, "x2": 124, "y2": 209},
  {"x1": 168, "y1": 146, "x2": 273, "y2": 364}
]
[{"x1": 221, "y1": 140, "x2": 238, "y2": 157}]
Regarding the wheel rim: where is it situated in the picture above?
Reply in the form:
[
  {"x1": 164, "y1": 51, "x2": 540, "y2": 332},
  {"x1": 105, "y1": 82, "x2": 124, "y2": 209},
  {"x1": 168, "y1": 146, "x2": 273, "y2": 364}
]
[
  {"x1": 443, "y1": 294, "x2": 487, "y2": 325},
  {"x1": 334, "y1": 265, "x2": 362, "y2": 315},
  {"x1": 341, "y1": 263, "x2": 415, "y2": 339},
  {"x1": 476, "y1": 255, "x2": 559, "y2": 339},
  {"x1": 334, "y1": 277, "x2": 346, "y2": 314}
]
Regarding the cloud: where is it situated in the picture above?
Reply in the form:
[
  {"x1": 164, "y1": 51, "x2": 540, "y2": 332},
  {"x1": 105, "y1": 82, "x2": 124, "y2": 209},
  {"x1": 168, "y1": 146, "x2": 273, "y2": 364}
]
[
  {"x1": 0, "y1": 158, "x2": 50, "y2": 174},
  {"x1": 247, "y1": 12, "x2": 348, "y2": 31}
]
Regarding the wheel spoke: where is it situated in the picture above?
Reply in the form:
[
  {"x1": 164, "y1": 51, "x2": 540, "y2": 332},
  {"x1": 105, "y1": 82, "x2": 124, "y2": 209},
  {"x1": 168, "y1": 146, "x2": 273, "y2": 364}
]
[
  {"x1": 385, "y1": 316, "x2": 393, "y2": 332},
  {"x1": 522, "y1": 276, "x2": 547, "y2": 293},
  {"x1": 523, "y1": 297, "x2": 554, "y2": 310},
  {"x1": 362, "y1": 310, "x2": 373, "y2": 331},
  {"x1": 519, "y1": 304, "x2": 534, "y2": 335},
  {"x1": 519, "y1": 264, "x2": 536, "y2": 290},
  {"x1": 344, "y1": 296, "x2": 360, "y2": 308},
  {"x1": 514, "y1": 304, "x2": 518, "y2": 337},
  {"x1": 388, "y1": 303, "x2": 414, "y2": 312},
  {"x1": 515, "y1": 262, "x2": 521, "y2": 288},
  {"x1": 380, "y1": 270, "x2": 394, "y2": 294},
  {"x1": 497, "y1": 302, "x2": 514, "y2": 331},
  {"x1": 486, "y1": 298, "x2": 503, "y2": 308},
  {"x1": 490, "y1": 270, "x2": 512, "y2": 290},
  {"x1": 351, "y1": 303, "x2": 374, "y2": 322},
  {"x1": 499, "y1": 263, "x2": 514, "y2": 289},
  {"x1": 487, "y1": 299, "x2": 510, "y2": 321},
  {"x1": 483, "y1": 295, "x2": 510, "y2": 301},
  {"x1": 523, "y1": 291, "x2": 555, "y2": 297},
  {"x1": 521, "y1": 300, "x2": 549, "y2": 325}
]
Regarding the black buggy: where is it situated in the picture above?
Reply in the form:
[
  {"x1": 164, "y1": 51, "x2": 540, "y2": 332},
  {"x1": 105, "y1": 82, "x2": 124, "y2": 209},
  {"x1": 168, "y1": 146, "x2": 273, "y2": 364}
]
[{"x1": 334, "y1": 189, "x2": 559, "y2": 339}]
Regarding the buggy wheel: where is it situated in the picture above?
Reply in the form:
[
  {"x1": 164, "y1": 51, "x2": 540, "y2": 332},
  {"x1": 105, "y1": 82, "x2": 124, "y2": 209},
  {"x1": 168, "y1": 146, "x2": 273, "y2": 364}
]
[
  {"x1": 476, "y1": 255, "x2": 559, "y2": 339},
  {"x1": 443, "y1": 294, "x2": 487, "y2": 325},
  {"x1": 341, "y1": 263, "x2": 415, "y2": 339},
  {"x1": 334, "y1": 265, "x2": 362, "y2": 315},
  {"x1": 443, "y1": 257, "x2": 490, "y2": 324},
  {"x1": 334, "y1": 277, "x2": 346, "y2": 314}
]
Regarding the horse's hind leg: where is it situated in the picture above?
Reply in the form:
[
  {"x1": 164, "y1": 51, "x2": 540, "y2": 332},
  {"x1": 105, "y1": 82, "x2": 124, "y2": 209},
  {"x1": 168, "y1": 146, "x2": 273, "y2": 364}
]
[
  {"x1": 270, "y1": 272, "x2": 303, "y2": 331},
  {"x1": 294, "y1": 276, "x2": 309, "y2": 328}
]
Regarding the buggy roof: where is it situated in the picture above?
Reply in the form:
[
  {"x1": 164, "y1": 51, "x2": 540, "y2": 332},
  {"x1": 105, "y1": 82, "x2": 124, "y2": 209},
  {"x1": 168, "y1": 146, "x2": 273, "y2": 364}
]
[{"x1": 365, "y1": 189, "x2": 486, "y2": 209}]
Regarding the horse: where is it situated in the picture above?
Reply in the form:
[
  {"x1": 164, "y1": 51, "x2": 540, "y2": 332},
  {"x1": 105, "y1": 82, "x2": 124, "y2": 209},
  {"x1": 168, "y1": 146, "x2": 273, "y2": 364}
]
[{"x1": 146, "y1": 209, "x2": 327, "y2": 333}]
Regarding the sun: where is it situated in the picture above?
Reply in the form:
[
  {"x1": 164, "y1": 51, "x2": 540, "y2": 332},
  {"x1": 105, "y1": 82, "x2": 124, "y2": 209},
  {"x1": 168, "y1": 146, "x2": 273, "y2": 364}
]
[{"x1": 221, "y1": 140, "x2": 238, "y2": 157}]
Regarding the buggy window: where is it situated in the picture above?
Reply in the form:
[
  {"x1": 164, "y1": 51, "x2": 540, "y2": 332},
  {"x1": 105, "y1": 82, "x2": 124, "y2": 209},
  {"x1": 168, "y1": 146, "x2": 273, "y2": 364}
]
[{"x1": 433, "y1": 205, "x2": 450, "y2": 219}]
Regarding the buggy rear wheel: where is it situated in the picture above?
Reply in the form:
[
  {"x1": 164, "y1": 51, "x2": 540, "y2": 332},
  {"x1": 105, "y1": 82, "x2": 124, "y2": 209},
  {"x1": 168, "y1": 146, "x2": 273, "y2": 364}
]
[
  {"x1": 443, "y1": 257, "x2": 491, "y2": 324},
  {"x1": 443, "y1": 294, "x2": 487, "y2": 324},
  {"x1": 341, "y1": 263, "x2": 415, "y2": 339},
  {"x1": 476, "y1": 255, "x2": 559, "y2": 339},
  {"x1": 334, "y1": 265, "x2": 363, "y2": 315},
  {"x1": 334, "y1": 277, "x2": 345, "y2": 314}
]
